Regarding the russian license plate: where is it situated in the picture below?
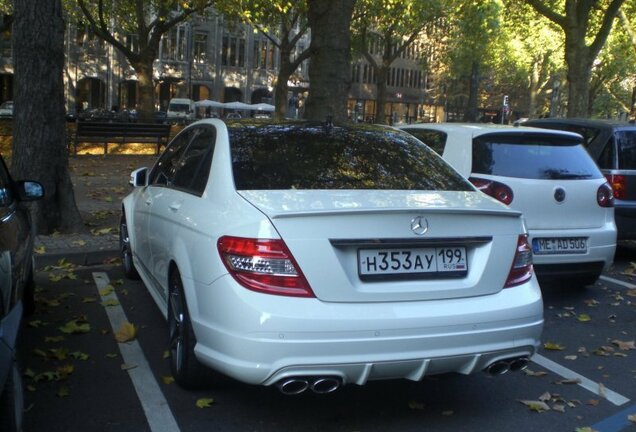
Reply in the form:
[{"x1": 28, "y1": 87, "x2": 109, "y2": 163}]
[
  {"x1": 532, "y1": 237, "x2": 588, "y2": 255},
  {"x1": 358, "y1": 246, "x2": 467, "y2": 280}
]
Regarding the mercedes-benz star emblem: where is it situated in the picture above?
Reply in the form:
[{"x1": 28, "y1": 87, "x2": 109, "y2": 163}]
[
  {"x1": 410, "y1": 216, "x2": 429, "y2": 235},
  {"x1": 554, "y1": 187, "x2": 566, "y2": 203}
]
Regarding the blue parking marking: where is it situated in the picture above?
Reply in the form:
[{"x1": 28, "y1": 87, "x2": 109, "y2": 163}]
[{"x1": 592, "y1": 404, "x2": 636, "y2": 432}]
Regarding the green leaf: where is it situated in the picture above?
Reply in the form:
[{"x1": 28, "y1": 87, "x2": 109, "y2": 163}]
[
  {"x1": 196, "y1": 398, "x2": 215, "y2": 408},
  {"x1": 59, "y1": 320, "x2": 91, "y2": 334}
]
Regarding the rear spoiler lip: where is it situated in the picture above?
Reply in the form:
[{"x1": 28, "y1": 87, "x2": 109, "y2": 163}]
[{"x1": 267, "y1": 207, "x2": 522, "y2": 219}]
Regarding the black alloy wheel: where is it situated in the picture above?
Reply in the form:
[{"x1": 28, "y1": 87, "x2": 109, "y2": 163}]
[
  {"x1": 119, "y1": 214, "x2": 140, "y2": 280},
  {"x1": 168, "y1": 269, "x2": 207, "y2": 389}
]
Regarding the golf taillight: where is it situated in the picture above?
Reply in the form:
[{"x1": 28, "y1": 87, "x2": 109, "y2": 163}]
[
  {"x1": 469, "y1": 177, "x2": 514, "y2": 205},
  {"x1": 504, "y1": 234, "x2": 533, "y2": 288},
  {"x1": 217, "y1": 236, "x2": 314, "y2": 297},
  {"x1": 604, "y1": 174, "x2": 624, "y2": 201}
]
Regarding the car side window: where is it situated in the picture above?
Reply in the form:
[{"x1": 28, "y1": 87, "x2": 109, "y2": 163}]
[
  {"x1": 597, "y1": 137, "x2": 615, "y2": 170},
  {"x1": 149, "y1": 129, "x2": 195, "y2": 186},
  {"x1": 172, "y1": 127, "x2": 216, "y2": 195},
  {"x1": 401, "y1": 129, "x2": 447, "y2": 155}
]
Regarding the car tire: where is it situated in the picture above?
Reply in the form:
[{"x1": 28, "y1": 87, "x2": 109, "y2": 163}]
[
  {"x1": 168, "y1": 269, "x2": 208, "y2": 389},
  {"x1": 119, "y1": 214, "x2": 140, "y2": 280},
  {"x1": 0, "y1": 358, "x2": 24, "y2": 432}
]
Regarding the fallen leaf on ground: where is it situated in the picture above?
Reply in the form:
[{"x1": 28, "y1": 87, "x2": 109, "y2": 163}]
[
  {"x1": 554, "y1": 378, "x2": 582, "y2": 385},
  {"x1": 543, "y1": 342, "x2": 565, "y2": 350},
  {"x1": 115, "y1": 321, "x2": 137, "y2": 343},
  {"x1": 57, "y1": 386, "x2": 70, "y2": 398},
  {"x1": 519, "y1": 400, "x2": 551, "y2": 412},
  {"x1": 523, "y1": 369, "x2": 548, "y2": 377},
  {"x1": 628, "y1": 414, "x2": 636, "y2": 424},
  {"x1": 59, "y1": 320, "x2": 90, "y2": 334},
  {"x1": 99, "y1": 285, "x2": 114, "y2": 296},
  {"x1": 196, "y1": 398, "x2": 215, "y2": 408},
  {"x1": 577, "y1": 314, "x2": 591, "y2": 322},
  {"x1": 611, "y1": 340, "x2": 635, "y2": 350},
  {"x1": 34, "y1": 245, "x2": 46, "y2": 254},
  {"x1": 101, "y1": 299, "x2": 120, "y2": 307},
  {"x1": 162, "y1": 376, "x2": 175, "y2": 385},
  {"x1": 121, "y1": 363, "x2": 137, "y2": 371}
]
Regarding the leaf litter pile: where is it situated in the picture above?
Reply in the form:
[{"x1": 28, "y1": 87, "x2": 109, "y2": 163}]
[{"x1": 22, "y1": 259, "x2": 146, "y2": 406}]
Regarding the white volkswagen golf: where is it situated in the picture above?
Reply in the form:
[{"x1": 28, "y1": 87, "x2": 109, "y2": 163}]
[
  {"x1": 399, "y1": 123, "x2": 617, "y2": 288},
  {"x1": 120, "y1": 119, "x2": 543, "y2": 393}
]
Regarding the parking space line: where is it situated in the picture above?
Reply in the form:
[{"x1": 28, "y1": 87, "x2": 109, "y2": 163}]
[
  {"x1": 532, "y1": 354, "x2": 630, "y2": 406},
  {"x1": 93, "y1": 272, "x2": 181, "y2": 432},
  {"x1": 600, "y1": 275, "x2": 636, "y2": 290},
  {"x1": 592, "y1": 403, "x2": 636, "y2": 432}
]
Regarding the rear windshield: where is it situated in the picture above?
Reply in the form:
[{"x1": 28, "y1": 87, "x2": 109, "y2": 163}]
[
  {"x1": 472, "y1": 133, "x2": 602, "y2": 180},
  {"x1": 400, "y1": 128, "x2": 447, "y2": 155},
  {"x1": 616, "y1": 130, "x2": 636, "y2": 170},
  {"x1": 230, "y1": 124, "x2": 473, "y2": 191}
]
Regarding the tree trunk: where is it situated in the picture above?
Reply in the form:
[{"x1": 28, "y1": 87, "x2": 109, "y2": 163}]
[
  {"x1": 464, "y1": 61, "x2": 480, "y2": 122},
  {"x1": 304, "y1": 0, "x2": 355, "y2": 122},
  {"x1": 134, "y1": 59, "x2": 156, "y2": 121},
  {"x1": 528, "y1": 60, "x2": 540, "y2": 118},
  {"x1": 274, "y1": 47, "x2": 294, "y2": 120},
  {"x1": 564, "y1": 37, "x2": 593, "y2": 118},
  {"x1": 374, "y1": 68, "x2": 388, "y2": 124},
  {"x1": 12, "y1": 0, "x2": 83, "y2": 234}
]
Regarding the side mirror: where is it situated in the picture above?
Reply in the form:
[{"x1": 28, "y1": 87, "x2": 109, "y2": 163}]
[
  {"x1": 129, "y1": 167, "x2": 148, "y2": 187},
  {"x1": 17, "y1": 180, "x2": 44, "y2": 201}
]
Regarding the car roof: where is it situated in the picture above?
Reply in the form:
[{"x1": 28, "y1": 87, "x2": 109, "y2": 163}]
[{"x1": 399, "y1": 122, "x2": 582, "y2": 139}]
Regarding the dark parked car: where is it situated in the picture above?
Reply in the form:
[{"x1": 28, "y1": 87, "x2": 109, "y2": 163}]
[
  {"x1": 523, "y1": 118, "x2": 636, "y2": 240},
  {"x1": 0, "y1": 153, "x2": 43, "y2": 431}
]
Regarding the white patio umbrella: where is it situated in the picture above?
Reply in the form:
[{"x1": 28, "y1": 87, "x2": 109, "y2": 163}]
[
  {"x1": 195, "y1": 99, "x2": 225, "y2": 108},
  {"x1": 223, "y1": 101, "x2": 253, "y2": 110},
  {"x1": 250, "y1": 103, "x2": 275, "y2": 112}
]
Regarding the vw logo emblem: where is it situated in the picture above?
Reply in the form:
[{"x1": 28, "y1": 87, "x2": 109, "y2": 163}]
[
  {"x1": 411, "y1": 216, "x2": 429, "y2": 235},
  {"x1": 554, "y1": 187, "x2": 566, "y2": 203}
]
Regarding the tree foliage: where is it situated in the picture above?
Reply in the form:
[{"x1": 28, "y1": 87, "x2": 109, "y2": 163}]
[
  {"x1": 217, "y1": 0, "x2": 311, "y2": 118},
  {"x1": 351, "y1": 0, "x2": 446, "y2": 124},
  {"x1": 70, "y1": 0, "x2": 214, "y2": 119},
  {"x1": 521, "y1": 0, "x2": 627, "y2": 117}
]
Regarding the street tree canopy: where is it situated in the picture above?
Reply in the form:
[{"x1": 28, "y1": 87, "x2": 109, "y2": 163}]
[
  {"x1": 351, "y1": 0, "x2": 446, "y2": 124},
  {"x1": 70, "y1": 0, "x2": 214, "y2": 119},
  {"x1": 522, "y1": 0, "x2": 627, "y2": 117},
  {"x1": 217, "y1": 0, "x2": 311, "y2": 119}
]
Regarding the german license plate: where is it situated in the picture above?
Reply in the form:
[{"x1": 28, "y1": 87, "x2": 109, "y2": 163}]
[
  {"x1": 358, "y1": 246, "x2": 467, "y2": 279},
  {"x1": 532, "y1": 237, "x2": 587, "y2": 255}
]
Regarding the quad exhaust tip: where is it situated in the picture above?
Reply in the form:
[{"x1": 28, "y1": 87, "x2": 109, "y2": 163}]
[
  {"x1": 485, "y1": 356, "x2": 530, "y2": 376},
  {"x1": 276, "y1": 376, "x2": 342, "y2": 395}
]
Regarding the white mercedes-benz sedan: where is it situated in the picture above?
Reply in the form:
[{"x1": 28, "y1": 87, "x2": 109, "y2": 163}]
[{"x1": 120, "y1": 119, "x2": 543, "y2": 394}]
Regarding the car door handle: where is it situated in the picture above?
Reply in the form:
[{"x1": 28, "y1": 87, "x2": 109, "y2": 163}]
[
  {"x1": 145, "y1": 198, "x2": 152, "y2": 206},
  {"x1": 169, "y1": 202, "x2": 182, "y2": 212}
]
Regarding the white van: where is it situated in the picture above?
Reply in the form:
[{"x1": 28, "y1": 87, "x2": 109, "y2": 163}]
[{"x1": 166, "y1": 98, "x2": 196, "y2": 124}]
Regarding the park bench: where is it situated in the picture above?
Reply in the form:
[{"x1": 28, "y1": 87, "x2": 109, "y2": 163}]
[{"x1": 71, "y1": 121, "x2": 172, "y2": 155}]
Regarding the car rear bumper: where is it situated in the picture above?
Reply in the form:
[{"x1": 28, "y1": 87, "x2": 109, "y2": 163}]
[
  {"x1": 528, "y1": 224, "x2": 616, "y2": 272},
  {"x1": 186, "y1": 275, "x2": 544, "y2": 386}
]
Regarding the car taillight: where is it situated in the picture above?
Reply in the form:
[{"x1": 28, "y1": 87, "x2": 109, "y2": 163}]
[
  {"x1": 217, "y1": 236, "x2": 314, "y2": 297},
  {"x1": 469, "y1": 177, "x2": 514, "y2": 205},
  {"x1": 604, "y1": 174, "x2": 624, "y2": 201},
  {"x1": 504, "y1": 235, "x2": 533, "y2": 288},
  {"x1": 597, "y1": 181, "x2": 615, "y2": 207}
]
